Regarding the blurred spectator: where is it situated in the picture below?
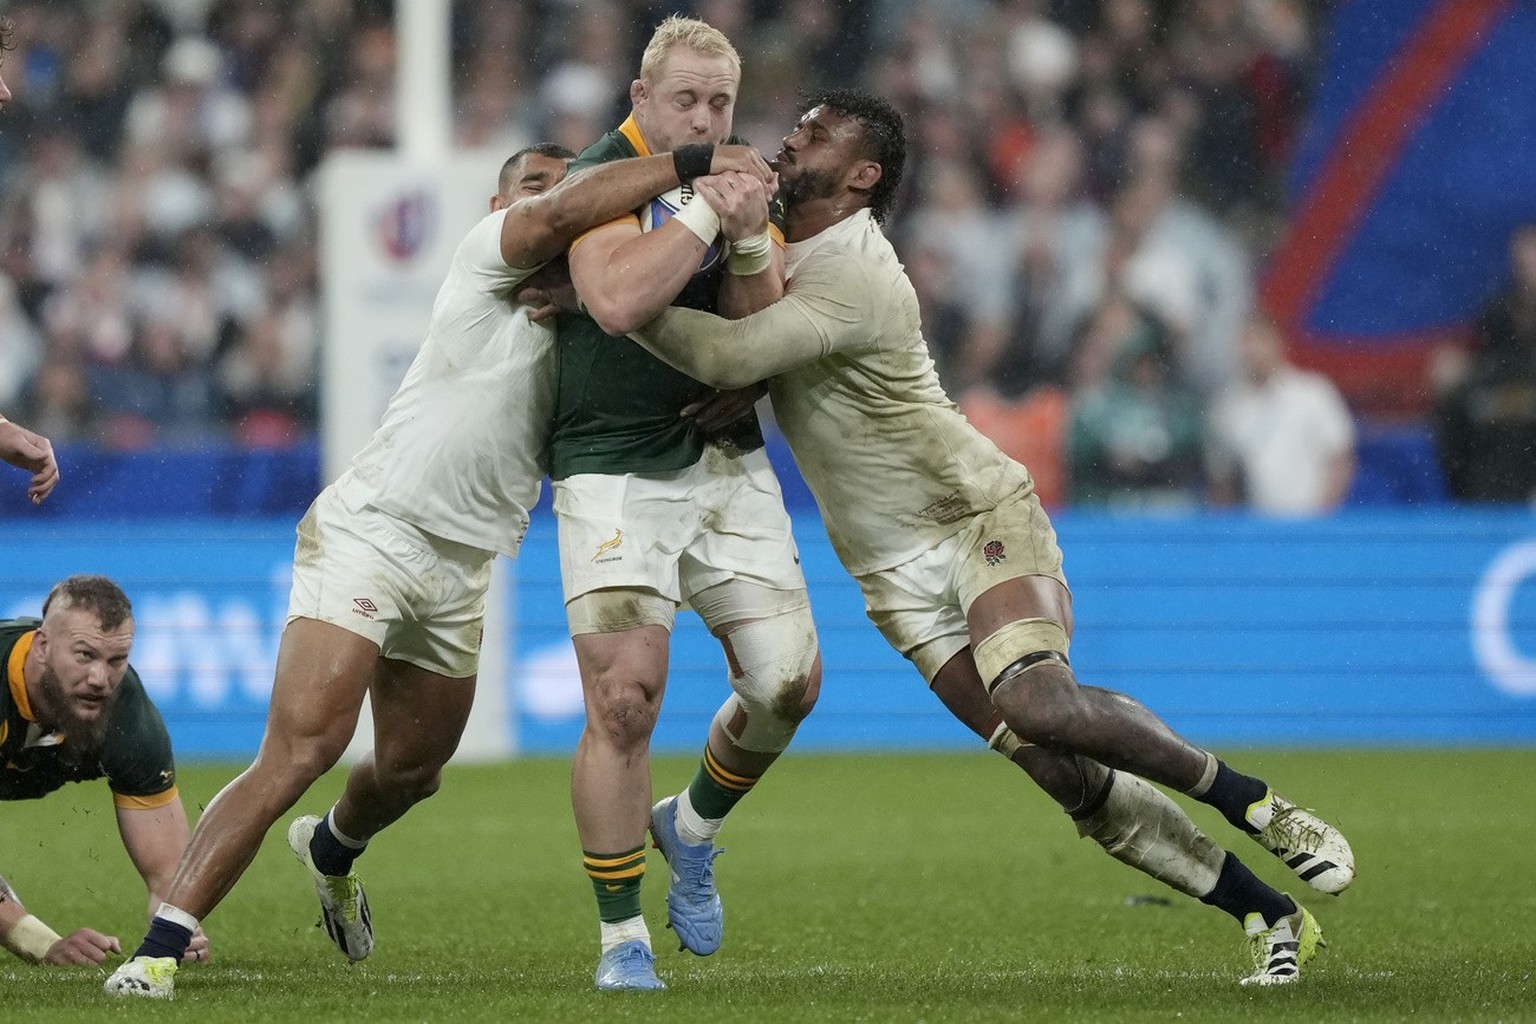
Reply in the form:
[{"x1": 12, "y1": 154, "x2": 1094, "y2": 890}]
[
  {"x1": 216, "y1": 243, "x2": 317, "y2": 445},
  {"x1": 0, "y1": 0, "x2": 1503, "y2": 517},
  {"x1": 1066, "y1": 299, "x2": 1204, "y2": 509},
  {"x1": 124, "y1": 35, "x2": 251, "y2": 160},
  {"x1": 41, "y1": 244, "x2": 135, "y2": 367},
  {"x1": 898, "y1": 155, "x2": 999, "y2": 390},
  {"x1": 0, "y1": 275, "x2": 40, "y2": 409},
  {"x1": 1206, "y1": 314, "x2": 1356, "y2": 515},
  {"x1": 961, "y1": 125, "x2": 1102, "y2": 395},
  {"x1": 1092, "y1": 119, "x2": 1252, "y2": 395},
  {"x1": 15, "y1": 127, "x2": 113, "y2": 292},
  {"x1": 323, "y1": 19, "x2": 394, "y2": 149},
  {"x1": 1434, "y1": 224, "x2": 1536, "y2": 502},
  {"x1": 21, "y1": 354, "x2": 95, "y2": 443}
]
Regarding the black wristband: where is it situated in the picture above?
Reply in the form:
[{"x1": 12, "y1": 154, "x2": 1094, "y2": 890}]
[{"x1": 673, "y1": 143, "x2": 715, "y2": 184}]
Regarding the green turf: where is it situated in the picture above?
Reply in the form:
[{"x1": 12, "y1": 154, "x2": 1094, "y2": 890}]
[{"x1": 2, "y1": 750, "x2": 1533, "y2": 1022}]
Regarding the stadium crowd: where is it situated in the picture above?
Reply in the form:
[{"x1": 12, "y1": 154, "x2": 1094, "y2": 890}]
[{"x1": 0, "y1": 0, "x2": 1520, "y2": 510}]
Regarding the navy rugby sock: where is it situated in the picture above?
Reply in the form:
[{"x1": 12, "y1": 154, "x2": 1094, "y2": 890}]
[
  {"x1": 1199, "y1": 852, "x2": 1296, "y2": 928},
  {"x1": 310, "y1": 811, "x2": 367, "y2": 876},
  {"x1": 134, "y1": 916, "x2": 193, "y2": 961},
  {"x1": 1192, "y1": 759, "x2": 1269, "y2": 833}
]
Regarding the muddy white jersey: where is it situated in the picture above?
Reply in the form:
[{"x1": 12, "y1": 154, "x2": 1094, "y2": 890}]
[
  {"x1": 767, "y1": 209, "x2": 1030, "y2": 573},
  {"x1": 342, "y1": 209, "x2": 553, "y2": 557}
]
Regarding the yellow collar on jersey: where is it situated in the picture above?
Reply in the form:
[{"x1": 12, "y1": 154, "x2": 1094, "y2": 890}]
[{"x1": 618, "y1": 115, "x2": 650, "y2": 157}]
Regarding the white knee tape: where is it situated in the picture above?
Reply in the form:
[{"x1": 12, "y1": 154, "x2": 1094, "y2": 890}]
[
  {"x1": 1074, "y1": 772, "x2": 1224, "y2": 899},
  {"x1": 974, "y1": 618, "x2": 1071, "y2": 693},
  {"x1": 565, "y1": 588, "x2": 675, "y2": 636},
  {"x1": 716, "y1": 608, "x2": 819, "y2": 754},
  {"x1": 987, "y1": 722, "x2": 1031, "y2": 758}
]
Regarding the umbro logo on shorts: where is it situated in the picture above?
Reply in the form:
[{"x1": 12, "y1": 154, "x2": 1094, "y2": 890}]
[{"x1": 352, "y1": 597, "x2": 379, "y2": 619}]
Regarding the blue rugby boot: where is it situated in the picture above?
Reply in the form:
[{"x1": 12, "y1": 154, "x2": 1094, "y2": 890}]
[
  {"x1": 649, "y1": 796, "x2": 724, "y2": 955},
  {"x1": 594, "y1": 939, "x2": 666, "y2": 991}
]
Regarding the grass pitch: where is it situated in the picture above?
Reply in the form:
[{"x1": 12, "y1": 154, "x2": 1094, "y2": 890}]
[{"x1": 3, "y1": 750, "x2": 1533, "y2": 1022}]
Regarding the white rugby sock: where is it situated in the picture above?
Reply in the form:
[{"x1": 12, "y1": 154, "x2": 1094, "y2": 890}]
[
  {"x1": 599, "y1": 915, "x2": 650, "y2": 953},
  {"x1": 675, "y1": 790, "x2": 720, "y2": 845},
  {"x1": 325, "y1": 807, "x2": 369, "y2": 849},
  {"x1": 154, "y1": 902, "x2": 201, "y2": 934}
]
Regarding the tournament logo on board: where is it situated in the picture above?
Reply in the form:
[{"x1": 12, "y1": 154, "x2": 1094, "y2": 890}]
[{"x1": 375, "y1": 189, "x2": 437, "y2": 263}]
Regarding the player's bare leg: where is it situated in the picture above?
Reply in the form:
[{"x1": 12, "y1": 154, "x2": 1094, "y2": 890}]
[
  {"x1": 966, "y1": 575, "x2": 1353, "y2": 895},
  {"x1": 106, "y1": 619, "x2": 377, "y2": 996},
  {"x1": 652, "y1": 594, "x2": 821, "y2": 955},
  {"x1": 329, "y1": 659, "x2": 476, "y2": 841},
  {"x1": 290, "y1": 658, "x2": 477, "y2": 961},
  {"x1": 571, "y1": 620, "x2": 669, "y2": 990},
  {"x1": 932, "y1": 649, "x2": 1329, "y2": 982}
]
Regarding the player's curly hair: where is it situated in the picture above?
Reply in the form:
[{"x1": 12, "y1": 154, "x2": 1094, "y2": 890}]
[
  {"x1": 799, "y1": 88, "x2": 907, "y2": 224},
  {"x1": 43, "y1": 575, "x2": 134, "y2": 631}
]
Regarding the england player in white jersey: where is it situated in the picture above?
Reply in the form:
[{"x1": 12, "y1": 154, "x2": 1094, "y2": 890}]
[
  {"x1": 105, "y1": 140, "x2": 777, "y2": 1000},
  {"x1": 626, "y1": 90, "x2": 1356, "y2": 987}
]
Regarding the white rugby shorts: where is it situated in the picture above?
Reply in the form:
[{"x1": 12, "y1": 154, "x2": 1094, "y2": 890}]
[
  {"x1": 856, "y1": 484, "x2": 1068, "y2": 683},
  {"x1": 287, "y1": 479, "x2": 495, "y2": 678},
  {"x1": 553, "y1": 445, "x2": 806, "y2": 611}
]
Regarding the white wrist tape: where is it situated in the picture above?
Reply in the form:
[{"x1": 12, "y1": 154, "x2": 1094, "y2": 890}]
[
  {"x1": 674, "y1": 194, "x2": 721, "y2": 245},
  {"x1": 6, "y1": 914, "x2": 61, "y2": 963},
  {"x1": 727, "y1": 230, "x2": 773, "y2": 276}
]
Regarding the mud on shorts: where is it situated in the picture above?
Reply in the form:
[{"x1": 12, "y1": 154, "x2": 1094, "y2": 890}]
[
  {"x1": 553, "y1": 445, "x2": 807, "y2": 635},
  {"x1": 856, "y1": 484, "x2": 1068, "y2": 683},
  {"x1": 287, "y1": 477, "x2": 495, "y2": 678}
]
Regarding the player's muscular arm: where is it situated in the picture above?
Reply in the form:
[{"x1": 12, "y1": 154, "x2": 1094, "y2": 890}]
[
  {"x1": 569, "y1": 216, "x2": 715, "y2": 336},
  {"x1": 630, "y1": 257, "x2": 868, "y2": 389},
  {"x1": 117, "y1": 801, "x2": 190, "y2": 913},
  {"x1": 502, "y1": 144, "x2": 773, "y2": 272},
  {"x1": 718, "y1": 244, "x2": 785, "y2": 318}
]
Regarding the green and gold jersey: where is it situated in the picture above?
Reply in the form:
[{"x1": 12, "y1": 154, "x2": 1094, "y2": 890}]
[
  {"x1": 549, "y1": 117, "x2": 783, "y2": 480},
  {"x1": 1, "y1": 619, "x2": 179, "y2": 808}
]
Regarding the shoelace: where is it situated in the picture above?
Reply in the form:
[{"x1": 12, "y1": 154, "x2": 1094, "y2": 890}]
[
  {"x1": 1266, "y1": 807, "x2": 1328, "y2": 851},
  {"x1": 612, "y1": 944, "x2": 653, "y2": 970},
  {"x1": 324, "y1": 875, "x2": 360, "y2": 917},
  {"x1": 673, "y1": 845, "x2": 722, "y2": 899}
]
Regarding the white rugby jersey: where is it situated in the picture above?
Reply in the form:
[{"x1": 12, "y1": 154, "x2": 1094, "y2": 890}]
[
  {"x1": 342, "y1": 209, "x2": 554, "y2": 558},
  {"x1": 633, "y1": 207, "x2": 1032, "y2": 575}
]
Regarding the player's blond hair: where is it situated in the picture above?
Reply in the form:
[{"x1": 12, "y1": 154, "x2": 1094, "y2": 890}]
[{"x1": 639, "y1": 14, "x2": 740, "y2": 85}]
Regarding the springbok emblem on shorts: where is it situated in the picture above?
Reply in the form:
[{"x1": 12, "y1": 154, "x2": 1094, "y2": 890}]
[{"x1": 592, "y1": 529, "x2": 624, "y2": 562}]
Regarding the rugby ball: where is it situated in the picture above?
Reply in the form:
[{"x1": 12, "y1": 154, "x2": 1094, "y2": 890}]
[{"x1": 642, "y1": 184, "x2": 724, "y2": 272}]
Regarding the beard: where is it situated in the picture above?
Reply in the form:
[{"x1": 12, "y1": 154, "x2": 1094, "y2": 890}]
[
  {"x1": 779, "y1": 164, "x2": 842, "y2": 209},
  {"x1": 32, "y1": 665, "x2": 117, "y2": 762}
]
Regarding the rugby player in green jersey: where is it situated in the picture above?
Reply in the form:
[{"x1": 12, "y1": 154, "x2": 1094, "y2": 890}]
[
  {"x1": 1, "y1": 576, "x2": 206, "y2": 966},
  {"x1": 551, "y1": 15, "x2": 819, "y2": 992}
]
